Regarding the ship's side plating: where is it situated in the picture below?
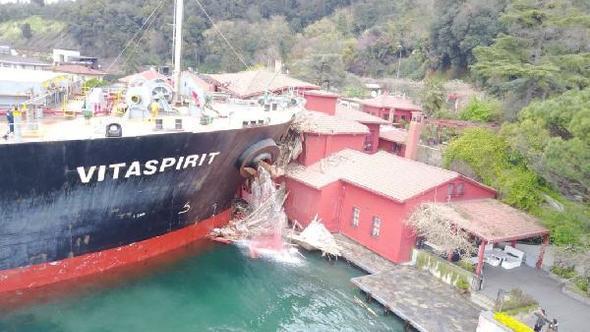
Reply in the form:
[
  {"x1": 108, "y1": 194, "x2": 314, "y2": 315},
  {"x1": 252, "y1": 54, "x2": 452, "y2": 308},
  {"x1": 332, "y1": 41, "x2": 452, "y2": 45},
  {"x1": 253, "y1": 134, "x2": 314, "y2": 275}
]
[{"x1": 0, "y1": 122, "x2": 289, "y2": 271}]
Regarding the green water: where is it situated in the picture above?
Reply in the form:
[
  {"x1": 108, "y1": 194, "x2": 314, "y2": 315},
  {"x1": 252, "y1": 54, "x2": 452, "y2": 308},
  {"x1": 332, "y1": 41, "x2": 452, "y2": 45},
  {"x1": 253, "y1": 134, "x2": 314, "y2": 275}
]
[{"x1": 0, "y1": 242, "x2": 404, "y2": 332}]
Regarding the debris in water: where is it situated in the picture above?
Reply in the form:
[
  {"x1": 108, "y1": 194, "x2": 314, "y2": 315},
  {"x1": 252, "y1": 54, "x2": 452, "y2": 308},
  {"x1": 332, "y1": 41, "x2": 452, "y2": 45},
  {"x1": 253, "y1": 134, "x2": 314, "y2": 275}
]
[
  {"x1": 210, "y1": 165, "x2": 295, "y2": 258},
  {"x1": 288, "y1": 215, "x2": 341, "y2": 259}
]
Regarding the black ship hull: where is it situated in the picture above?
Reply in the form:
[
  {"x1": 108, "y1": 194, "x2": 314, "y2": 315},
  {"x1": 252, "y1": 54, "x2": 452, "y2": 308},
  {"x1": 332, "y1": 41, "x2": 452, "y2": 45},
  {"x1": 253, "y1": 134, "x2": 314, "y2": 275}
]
[{"x1": 0, "y1": 122, "x2": 290, "y2": 291}]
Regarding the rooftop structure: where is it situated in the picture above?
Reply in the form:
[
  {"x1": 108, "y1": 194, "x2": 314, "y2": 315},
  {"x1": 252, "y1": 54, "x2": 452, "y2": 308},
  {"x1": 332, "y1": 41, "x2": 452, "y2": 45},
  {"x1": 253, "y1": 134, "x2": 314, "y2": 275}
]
[
  {"x1": 294, "y1": 111, "x2": 369, "y2": 136},
  {"x1": 359, "y1": 94, "x2": 422, "y2": 111},
  {"x1": 52, "y1": 64, "x2": 106, "y2": 79},
  {"x1": 379, "y1": 126, "x2": 408, "y2": 144},
  {"x1": 335, "y1": 105, "x2": 389, "y2": 125},
  {"x1": 287, "y1": 149, "x2": 460, "y2": 202},
  {"x1": 0, "y1": 53, "x2": 51, "y2": 71},
  {"x1": 205, "y1": 69, "x2": 319, "y2": 99},
  {"x1": 119, "y1": 69, "x2": 169, "y2": 84},
  {"x1": 432, "y1": 199, "x2": 549, "y2": 244}
]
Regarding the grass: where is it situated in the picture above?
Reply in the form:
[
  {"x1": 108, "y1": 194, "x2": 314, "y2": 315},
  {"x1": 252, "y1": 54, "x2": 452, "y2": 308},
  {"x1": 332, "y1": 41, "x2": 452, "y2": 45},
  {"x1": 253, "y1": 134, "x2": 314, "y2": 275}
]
[{"x1": 0, "y1": 16, "x2": 66, "y2": 42}]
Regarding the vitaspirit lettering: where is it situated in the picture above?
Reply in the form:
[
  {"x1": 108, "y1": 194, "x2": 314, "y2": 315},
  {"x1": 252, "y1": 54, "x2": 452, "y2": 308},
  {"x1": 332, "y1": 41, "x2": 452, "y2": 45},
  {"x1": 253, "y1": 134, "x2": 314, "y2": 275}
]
[{"x1": 76, "y1": 152, "x2": 221, "y2": 184}]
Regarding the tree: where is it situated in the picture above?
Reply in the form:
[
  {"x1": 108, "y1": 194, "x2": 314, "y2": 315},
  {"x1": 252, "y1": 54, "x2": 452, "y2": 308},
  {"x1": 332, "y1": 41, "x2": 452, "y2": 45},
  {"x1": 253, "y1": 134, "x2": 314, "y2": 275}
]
[
  {"x1": 472, "y1": 0, "x2": 590, "y2": 107},
  {"x1": 408, "y1": 203, "x2": 476, "y2": 258},
  {"x1": 420, "y1": 78, "x2": 446, "y2": 117},
  {"x1": 20, "y1": 23, "x2": 32, "y2": 39},
  {"x1": 430, "y1": 0, "x2": 507, "y2": 75},
  {"x1": 501, "y1": 88, "x2": 590, "y2": 201}
]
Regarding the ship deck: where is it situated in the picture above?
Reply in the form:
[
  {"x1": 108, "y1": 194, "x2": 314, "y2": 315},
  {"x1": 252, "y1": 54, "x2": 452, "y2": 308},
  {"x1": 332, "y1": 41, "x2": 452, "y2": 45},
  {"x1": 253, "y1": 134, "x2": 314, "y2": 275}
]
[{"x1": 0, "y1": 103, "x2": 298, "y2": 145}]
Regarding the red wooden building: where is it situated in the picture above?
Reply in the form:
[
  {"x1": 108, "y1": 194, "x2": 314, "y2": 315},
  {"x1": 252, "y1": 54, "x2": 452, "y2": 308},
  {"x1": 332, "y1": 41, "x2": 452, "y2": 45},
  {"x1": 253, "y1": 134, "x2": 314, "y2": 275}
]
[
  {"x1": 358, "y1": 94, "x2": 422, "y2": 124},
  {"x1": 284, "y1": 149, "x2": 497, "y2": 263},
  {"x1": 378, "y1": 127, "x2": 408, "y2": 157},
  {"x1": 304, "y1": 90, "x2": 389, "y2": 154}
]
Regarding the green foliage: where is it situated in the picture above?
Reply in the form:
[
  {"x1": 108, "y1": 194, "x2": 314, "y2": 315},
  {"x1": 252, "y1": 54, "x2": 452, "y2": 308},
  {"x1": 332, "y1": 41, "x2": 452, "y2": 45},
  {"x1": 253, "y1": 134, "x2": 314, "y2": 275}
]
[
  {"x1": 501, "y1": 88, "x2": 590, "y2": 200},
  {"x1": 430, "y1": 0, "x2": 507, "y2": 74},
  {"x1": 500, "y1": 289, "x2": 539, "y2": 312},
  {"x1": 82, "y1": 78, "x2": 106, "y2": 90},
  {"x1": 574, "y1": 277, "x2": 589, "y2": 294},
  {"x1": 472, "y1": 0, "x2": 590, "y2": 105},
  {"x1": 551, "y1": 265, "x2": 577, "y2": 279},
  {"x1": 458, "y1": 259, "x2": 475, "y2": 273},
  {"x1": 459, "y1": 97, "x2": 501, "y2": 122},
  {"x1": 420, "y1": 78, "x2": 446, "y2": 116},
  {"x1": 20, "y1": 22, "x2": 32, "y2": 39}
]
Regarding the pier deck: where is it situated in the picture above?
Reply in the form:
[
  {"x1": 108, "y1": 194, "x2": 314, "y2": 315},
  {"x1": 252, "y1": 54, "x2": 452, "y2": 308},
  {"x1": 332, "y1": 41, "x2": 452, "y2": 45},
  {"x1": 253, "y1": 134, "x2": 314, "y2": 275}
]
[{"x1": 335, "y1": 234, "x2": 481, "y2": 332}]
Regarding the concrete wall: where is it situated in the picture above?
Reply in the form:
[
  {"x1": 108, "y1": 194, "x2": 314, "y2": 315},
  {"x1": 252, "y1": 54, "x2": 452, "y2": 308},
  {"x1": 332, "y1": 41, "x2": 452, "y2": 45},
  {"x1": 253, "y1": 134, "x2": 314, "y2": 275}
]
[
  {"x1": 476, "y1": 312, "x2": 511, "y2": 332},
  {"x1": 414, "y1": 249, "x2": 477, "y2": 289}
]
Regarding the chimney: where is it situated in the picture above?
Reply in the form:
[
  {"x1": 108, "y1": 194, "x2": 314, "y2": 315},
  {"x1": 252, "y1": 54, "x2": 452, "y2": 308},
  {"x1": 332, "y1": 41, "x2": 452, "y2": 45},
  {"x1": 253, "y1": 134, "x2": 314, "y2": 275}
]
[
  {"x1": 303, "y1": 90, "x2": 339, "y2": 116},
  {"x1": 404, "y1": 111, "x2": 424, "y2": 160}
]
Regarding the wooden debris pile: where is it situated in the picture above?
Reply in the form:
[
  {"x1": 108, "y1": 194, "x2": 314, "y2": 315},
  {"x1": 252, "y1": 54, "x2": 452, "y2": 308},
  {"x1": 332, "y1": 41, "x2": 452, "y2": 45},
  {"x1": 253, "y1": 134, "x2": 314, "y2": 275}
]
[
  {"x1": 211, "y1": 166, "x2": 288, "y2": 242},
  {"x1": 289, "y1": 215, "x2": 341, "y2": 258}
]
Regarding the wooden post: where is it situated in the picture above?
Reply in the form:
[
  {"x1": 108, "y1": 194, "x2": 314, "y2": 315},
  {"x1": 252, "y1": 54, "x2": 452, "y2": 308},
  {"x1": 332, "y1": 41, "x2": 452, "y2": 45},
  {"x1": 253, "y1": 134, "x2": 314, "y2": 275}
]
[
  {"x1": 476, "y1": 240, "x2": 486, "y2": 277},
  {"x1": 536, "y1": 234, "x2": 550, "y2": 269}
]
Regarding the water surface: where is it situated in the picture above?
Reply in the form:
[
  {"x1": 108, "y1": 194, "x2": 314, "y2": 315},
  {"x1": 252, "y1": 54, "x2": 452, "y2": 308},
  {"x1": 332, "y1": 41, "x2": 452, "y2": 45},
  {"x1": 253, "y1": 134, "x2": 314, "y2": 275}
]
[{"x1": 0, "y1": 242, "x2": 403, "y2": 332}]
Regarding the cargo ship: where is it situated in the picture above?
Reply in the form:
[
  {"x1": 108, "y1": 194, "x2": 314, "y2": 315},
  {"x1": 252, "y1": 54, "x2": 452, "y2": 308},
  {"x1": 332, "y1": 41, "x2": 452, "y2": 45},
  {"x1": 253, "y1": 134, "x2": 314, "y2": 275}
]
[{"x1": 0, "y1": 0, "x2": 301, "y2": 294}]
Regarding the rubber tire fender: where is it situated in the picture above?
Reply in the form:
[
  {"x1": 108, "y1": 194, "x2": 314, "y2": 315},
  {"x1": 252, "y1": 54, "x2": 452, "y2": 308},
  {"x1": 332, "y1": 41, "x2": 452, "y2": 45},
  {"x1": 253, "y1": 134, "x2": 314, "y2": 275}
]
[{"x1": 237, "y1": 138, "x2": 279, "y2": 176}]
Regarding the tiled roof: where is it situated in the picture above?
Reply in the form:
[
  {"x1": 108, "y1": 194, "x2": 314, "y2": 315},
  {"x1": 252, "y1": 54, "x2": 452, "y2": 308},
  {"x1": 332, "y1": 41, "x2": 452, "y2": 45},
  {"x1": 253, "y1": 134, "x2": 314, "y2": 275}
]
[
  {"x1": 431, "y1": 199, "x2": 549, "y2": 242},
  {"x1": 0, "y1": 54, "x2": 50, "y2": 66},
  {"x1": 286, "y1": 149, "x2": 459, "y2": 202},
  {"x1": 294, "y1": 111, "x2": 369, "y2": 135},
  {"x1": 119, "y1": 69, "x2": 167, "y2": 83},
  {"x1": 52, "y1": 64, "x2": 106, "y2": 76},
  {"x1": 360, "y1": 94, "x2": 422, "y2": 111},
  {"x1": 304, "y1": 90, "x2": 339, "y2": 98},
  {"x1": 335, "y1": 105, "x2": 389, "y2": 124},
  {"x1": 379, "y1": 126, "x2": 408, "y2": 144},
  {"x1": 206, "y1": 69, "x2": 319, "y2": 98}
]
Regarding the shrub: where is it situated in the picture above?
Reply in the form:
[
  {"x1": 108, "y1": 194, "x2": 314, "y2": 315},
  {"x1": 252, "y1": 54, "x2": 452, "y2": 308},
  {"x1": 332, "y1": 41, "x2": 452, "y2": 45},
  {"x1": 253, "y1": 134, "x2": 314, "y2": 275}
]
[
  {"x1": 494, "y1": 312, "x2": 533, "y2": 332},
  {"x1": 574, "y1": 277, "x2": 589, "y2": 294},
  {"x1": 456, "y1": 277, "x2": 470, "y2": 291},
  {"x1": 499, "y1": 289, "x2": 538, "y2": 312},
  {"x1": 460, "y1": 97, "x2": 501, "y2": 122},
  {"x1": 458, "y1": 259, "x2": 475, "y2": 273},
  {"x1": 551, "y1": 265, "x2": 577, "y2": 279}
]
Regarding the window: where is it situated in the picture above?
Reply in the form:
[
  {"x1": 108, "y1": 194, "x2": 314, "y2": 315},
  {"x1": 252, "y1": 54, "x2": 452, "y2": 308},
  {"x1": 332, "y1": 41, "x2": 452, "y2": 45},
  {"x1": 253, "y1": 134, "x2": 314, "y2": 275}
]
[
  {"x1": 447, "y1": 184, "x2": 455, "y2": 196},
  {"x1": 371, "y1": 217, "x2": 381, "y2": 237},
  {"x1": 456, "y1": 183, "x2": 464, "y2": 196},
  {"x1": 352, "y1": 207, "x2": 360, "y2": 227}
]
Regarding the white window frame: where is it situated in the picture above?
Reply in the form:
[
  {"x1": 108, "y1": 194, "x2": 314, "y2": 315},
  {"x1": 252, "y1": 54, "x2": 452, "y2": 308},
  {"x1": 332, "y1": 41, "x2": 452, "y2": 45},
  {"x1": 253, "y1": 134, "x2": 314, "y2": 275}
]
[
  {"x1": 352, "y1": 207, "x2": 360, "y2": 227},
  {"x1": 371, "y1": 216, "x2": 381, "y2": 237}
]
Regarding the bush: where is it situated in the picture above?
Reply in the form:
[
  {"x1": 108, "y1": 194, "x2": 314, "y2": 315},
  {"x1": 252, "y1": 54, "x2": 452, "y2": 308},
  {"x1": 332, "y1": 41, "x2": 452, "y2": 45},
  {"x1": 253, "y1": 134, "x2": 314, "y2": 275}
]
[
  {"x1": 500, "y1": 289, "x2": 538, "y2": 312},
  {"x1": 460, "y1": 97, "x2": 501, "y2": 122},
  {"x1": 494, "y1": 312, "x2": 533, "y2": 332},
  {"x1": 456, "y1": 277, "x2": 470, "y2": 291},
  {"x1": 551, "y1": 265, "x2": 577, "y2": 279},
  {"x1": 574, "y1": 277, "x2": 589, "y2": 294},
  {"x1": 458, "y1": 259, "x2": 475, "y2": 273}
]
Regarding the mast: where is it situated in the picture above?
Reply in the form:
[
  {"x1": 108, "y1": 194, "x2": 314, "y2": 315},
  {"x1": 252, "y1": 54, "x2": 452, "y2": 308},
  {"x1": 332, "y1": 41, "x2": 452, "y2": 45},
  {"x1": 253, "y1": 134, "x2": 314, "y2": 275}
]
[{"x1": 173, "y1": 0, "x2": 184, "y2": 104}]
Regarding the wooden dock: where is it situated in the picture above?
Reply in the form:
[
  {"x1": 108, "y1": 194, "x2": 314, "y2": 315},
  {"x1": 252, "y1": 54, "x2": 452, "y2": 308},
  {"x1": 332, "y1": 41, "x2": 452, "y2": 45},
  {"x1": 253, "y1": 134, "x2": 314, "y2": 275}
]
[{"x1": 335, "y1": 234, "x2": 481, "y2": 332}]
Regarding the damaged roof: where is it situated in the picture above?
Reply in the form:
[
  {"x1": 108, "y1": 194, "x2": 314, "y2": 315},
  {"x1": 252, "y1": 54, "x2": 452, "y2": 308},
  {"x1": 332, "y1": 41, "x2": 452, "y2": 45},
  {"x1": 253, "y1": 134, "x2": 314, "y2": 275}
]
[{"x1": 286, "y1": 149, "x2": 459, "y2": 202}]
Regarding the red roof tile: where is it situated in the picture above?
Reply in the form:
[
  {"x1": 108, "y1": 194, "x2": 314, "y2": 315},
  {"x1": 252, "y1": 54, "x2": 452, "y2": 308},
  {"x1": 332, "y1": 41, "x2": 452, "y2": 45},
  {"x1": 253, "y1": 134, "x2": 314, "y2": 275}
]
[
  {"x1": 119, "y1": 69, "x2": 168, "y2": 83},
  {"x1": 379, "y1": 127, "x2": 408, "y2": 144},
  {"x1": 431, "y1": 199, "x2": 549, "y2": 242},
  {"x1": 52, "y1": 64, "x2": 106, "y2": 76},
  {"x1": 286, "y1": 149, "x2": 459, "y2": 202},
  {"x1": 294, "y1": 111, "x2": 369, "y2": 135},
  {"x1": 360, "y1": 94, "x2": 422, "y2": 111},
  {"x1": 206, "y1": 69, "x2": 319, "y2": 99},
  {"x1": 335, "y1": 105, "x2": 389, "y2": 124}
]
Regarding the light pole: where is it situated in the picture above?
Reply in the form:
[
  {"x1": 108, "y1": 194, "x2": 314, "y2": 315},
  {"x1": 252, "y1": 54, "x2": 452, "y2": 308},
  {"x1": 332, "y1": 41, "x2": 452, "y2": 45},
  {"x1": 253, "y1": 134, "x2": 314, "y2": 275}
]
[{"x1": 396, "y1": 44, "x2": 402, "y2": 79}]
